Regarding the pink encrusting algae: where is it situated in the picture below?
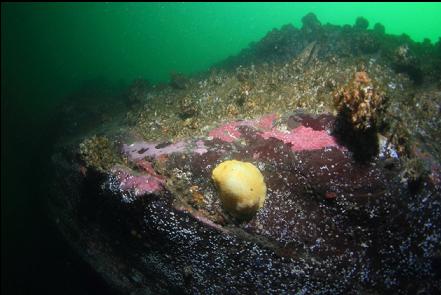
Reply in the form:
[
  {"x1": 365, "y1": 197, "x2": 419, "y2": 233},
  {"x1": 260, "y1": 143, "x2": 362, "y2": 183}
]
[
  {"x1": 257, "y1": 114, "x2": 278, "y2": 130},
  {"x1": 209, "y1": 113, "x2": 338, "y2": 151},
  {"x1": 260, "y1": 126, "x2": 339, "y2": 151},
  {"x1": 208, "y1": 115, "x2": 277, "y2": 142},
  {"x1": 208, "y1": 120, "x2": 253, "y2": 142},
  {"x1": 111, "y1": 166, "x2": 165, "y2": 196},
  {"x1": 124, "y1": 113, "x2": 340, "y2": 163}
]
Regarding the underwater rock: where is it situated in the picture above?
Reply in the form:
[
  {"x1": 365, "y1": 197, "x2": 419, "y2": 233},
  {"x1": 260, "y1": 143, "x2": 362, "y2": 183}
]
[
  {"x1": 170, "y1": 72, "x2": 190, "y2": 90},
  {"x1": 301, "y1": 12, "x2": 321, "y2": 34},
  {"x1": 334, "y1": 71, "x2": 384, "y2": 131},
  {"x1": 108, "y1": 164, "x2": 165, "y2": 198},
  {"x1": 437, "y1": 37, "x2": 441, "y2": 56},
  {"x1": 255, "y1": 24, "x2": 302, "y2": 61},
  {"x1": 392, "y1": 44, "x2": 422, "y2": 83},
  {"x1": 217, "y1": 13, "x2": 441, "y2": 78},
  {"x1": 292, "y1": 41, "x2": 320, "y2": 66},
  {"x1": 401, "y1": 157, "x2": 430, "y2": 193},
  {"x1": 373, "y1": 22, "x2": 385, "y2": 35},
  {"x1": 50, "y1": 113, "x2": 441, "y2": 294},
  {"x1": 178, "y1": 96, "x2": 199, "y2": 120},
  {"x1": 79, "y1": 135, "x2": 119, "y2": 172},
  {"x1": 126, "y1": 78, "x2": 150, "y2": 106},
  {"x1": 333, "y1": 71, "x2": 385, "y2": 161},
  {"x1": 354, "y1": 16, "x2": 369, "y2": 30},
  {"x1": 354, "y1": 31, "x2": 380, "y2": 54},
  {"x1": 55, "y1": 79, "x2": 128, "y2": 136}
]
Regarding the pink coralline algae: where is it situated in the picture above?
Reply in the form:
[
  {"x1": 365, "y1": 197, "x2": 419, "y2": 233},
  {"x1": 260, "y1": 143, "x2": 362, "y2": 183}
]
[
  {"x1": 208, "y1": 114, "x2": 278, "y2": 142},
  {"x1": 209, "y1": 113, "x2": 338, "y2": 151},
  {"x1": 123, "y1": 113, "x2": 338, "y2": 164},
  {"x1": 135, "y1": 159, "x2": 165, "y2": 180},
  {"x1": 136, "y1": 159, "x2": 157, "y2": 174},
  {"x1": 111, "y1": 166, "x2": 164, "y2": 196},
  {"x1": 208, "y1": 121, "x2": 253, "y2": 142},
  {"x1": 260, "y1": 126, "x2": 338, "y2": 151},
  {"x1": 257, "y1": 114, "x2": 278, "y2": 130}
]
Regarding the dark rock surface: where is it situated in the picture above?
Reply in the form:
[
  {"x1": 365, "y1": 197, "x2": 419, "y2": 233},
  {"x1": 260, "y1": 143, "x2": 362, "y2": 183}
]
[{"x1": 50, "y1": 113, "x2": 441, "y2": 294}]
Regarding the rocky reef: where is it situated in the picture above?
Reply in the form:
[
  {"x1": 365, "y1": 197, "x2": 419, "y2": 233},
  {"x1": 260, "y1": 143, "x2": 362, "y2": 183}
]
[{"x1": 50, "y1": 14, "x2": 441, "y2": 294}]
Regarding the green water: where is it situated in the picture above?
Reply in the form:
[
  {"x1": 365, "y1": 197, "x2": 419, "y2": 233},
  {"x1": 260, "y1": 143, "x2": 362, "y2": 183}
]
[
  {"x1": 2, "y1": 3, "x2": 441, "y2": 117},
  {"x1": 2, "y1": 2, "x2": 441, "y2": 294}
]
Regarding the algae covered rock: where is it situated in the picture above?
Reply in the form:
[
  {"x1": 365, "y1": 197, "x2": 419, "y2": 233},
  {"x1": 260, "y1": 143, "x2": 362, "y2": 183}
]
[{"x1": 79, "y1": 135, "x2": 120, "y2": 172}]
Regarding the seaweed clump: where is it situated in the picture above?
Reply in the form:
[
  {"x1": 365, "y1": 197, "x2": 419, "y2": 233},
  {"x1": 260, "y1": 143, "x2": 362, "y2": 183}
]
[{"x1": 333, "y1": 71, "x2": 386, "y2": 161}]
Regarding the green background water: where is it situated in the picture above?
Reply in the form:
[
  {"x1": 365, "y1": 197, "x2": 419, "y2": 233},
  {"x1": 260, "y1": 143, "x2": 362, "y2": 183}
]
[
  {"x1": 2, "y1": 2, "x2": 441, "y2": 121},
  {"x1": 2, "y1": 2, "x2": 441, "y2": 294}
]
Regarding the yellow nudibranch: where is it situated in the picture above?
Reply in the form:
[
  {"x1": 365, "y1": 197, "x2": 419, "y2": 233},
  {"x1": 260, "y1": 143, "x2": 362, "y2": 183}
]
[{"x1": 212, "y1": 160, "x2": 266, "y2": 218}]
